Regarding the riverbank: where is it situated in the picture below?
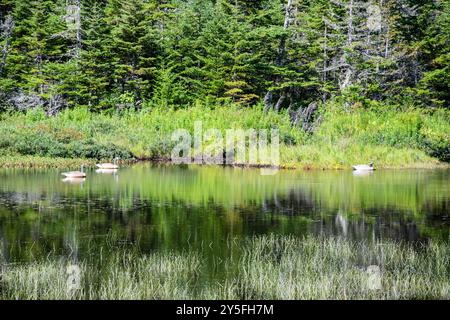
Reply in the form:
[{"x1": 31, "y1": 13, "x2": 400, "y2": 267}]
[
  {"x1": 0, "y1": 105, "x2": 448, "y2": 169},
  {"x1": 0, "y1": 154, "x2": 447, "y2": 170},
  {"x1": 0, "y1": 155, "x2": 97, "y2": 169},
  {"x1": 1, "y1": 235, "x2": 448, "y2": 299}
]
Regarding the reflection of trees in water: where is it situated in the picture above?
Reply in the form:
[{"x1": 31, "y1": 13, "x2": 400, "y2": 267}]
[
  {"x1": 420, "y1": 198, "x2": 450, "y2": 240},
  {"x1": 0, "y1": 191, "x2": 47, "y2": 208},
  {"x1": 0, "y1": 190, "x2": 237, "y2": 263},
  {"x1": 0, "y1": 232, "x2": 8, "y2": 264},
  {"x1": 422, "y1": 197, "x2": 449, "y2": 223},
  {"x1": 261, "y1": 189, "x2": 431, "y2": 242},
  {"x1": 0, "y1": 182, "x2": 447, "y2": 264},
  {"x1": 261, "y1": 189, "x2": 316, "y2": 216},
  {"x1": 327, "y1": 210, "x2": 423, "y2": 242}
]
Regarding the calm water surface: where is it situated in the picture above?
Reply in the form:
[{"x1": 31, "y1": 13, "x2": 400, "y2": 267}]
[{"x1": 0, "y1": 164, "x2": 448, "y2": 280}]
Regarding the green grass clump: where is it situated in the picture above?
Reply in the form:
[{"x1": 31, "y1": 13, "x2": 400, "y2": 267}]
[
  {"x1": 1, "y1": 236, "x2": 448, "y2": 300},
  {"x1": 0, "y1": 251, "x2": 201, "y2": 300},
  {"x1": 0, "y1": 260, "x2": 78, "y2": 300},
  {"x1": 277, "y1": 105, "x2": 449, "y2": 169},
  {"x1": 280, "y1": 143, "x2": 441, "y2": 169},
  {"x1": 0, "y1": 105, "x2": 303, "y2": 163},
  {"x1": 93, "y1": 251, "x2": 201, "y2": 300},
  {"x1": 0, "y1": 155, "x2": 97, "y2": 168},
  {"x1": 0, "y1": 103, "x2": 448, "y2": 169},
  {"x1": 226, "y1": 235, "x2": 449, "y2": 300}
]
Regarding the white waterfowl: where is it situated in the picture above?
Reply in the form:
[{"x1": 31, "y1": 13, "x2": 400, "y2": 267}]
[
  {"x1": 96, "y1": 157, "x2": 120, "y2": 170},
  {"x1": 352, "y1": 162, "x2": 374, "y2": 171},
  {"x1": 62, "y1": 165, "x2": 86, "y2": 178}
]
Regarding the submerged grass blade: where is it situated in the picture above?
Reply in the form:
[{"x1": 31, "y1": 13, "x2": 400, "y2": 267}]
[{"x1": 0, "y1": 236, "x2": 448, "y2": 300}]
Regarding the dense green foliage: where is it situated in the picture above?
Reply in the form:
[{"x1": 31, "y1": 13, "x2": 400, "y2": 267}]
[
  {"x1": 0, "y1": 0, "x2": 449, "y2": 110},
  {"x1": 0, "y1": 0, "x2": 448, "y2": 166},
  {"x1": 0, "y1": 105, "x2": 448, "y2": 167},
  {"x1": 0, "y1": 104, "x2": 302, "y2": 160}
]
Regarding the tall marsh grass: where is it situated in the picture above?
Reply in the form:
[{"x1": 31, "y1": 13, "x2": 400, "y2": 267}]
[
  {"x1": 232, "y1": 236, "x2": 449, "y2": 299},
  {"x1": 1, "y1": 235, "x2": 448, "y2": 300},
  {"x1": 0, "y1": 251, "x2": 201, "y2": 300},
  {"x1": 0, "y1": 104, "x2": 448, "y2": 168}
]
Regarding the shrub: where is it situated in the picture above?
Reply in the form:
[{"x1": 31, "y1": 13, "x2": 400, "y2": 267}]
[{"x1": 0, "y1": 103, "x2": 448, "y2": 167}]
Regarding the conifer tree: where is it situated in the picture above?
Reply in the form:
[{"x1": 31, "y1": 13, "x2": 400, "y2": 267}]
[
  {"x1": 161, "y1": 0, "x2": 213, "y2": 104},
  {"x1": 0, "y1": 0, "x2": 447, "y2": 111},
  {"x1": 413, "y1": 0, "x2": 450, "y2": 107},
  {"x1": 198, "y1": 0, "x2": 260, "y2": 104},
  {"x1": 0, "y1": 1, "x2": 14, "y2": 91},
  {"x1": 76, "y1": 1, "x2": 111, "y2": 108},
  {"x1": 104, "y1": 0, "x2": 160, "y2": 108}
]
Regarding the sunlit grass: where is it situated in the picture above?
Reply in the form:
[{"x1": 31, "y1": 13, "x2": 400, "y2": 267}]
[
  {"x1": 0, "y1": 155, "x2": 97, "y2": 169},
  {"x1": 92, "y1": 251, "x2": 201, "y2": 299},
  {"x1": 0, "y1": 260, "x2": 72, "y2": 300},
  {"x1": 229, "y1": 235, "x2": 449, "y2": 299},
  {"x1": 280, "y1": 144, "x2": 442, "y2": 169},
  {"x1": 0, "y1": 104, "x2": 448, "y2": 168},
  {"x1": 0, "y1": 251, "x2": 201, "y2": 300},
  {"x1": 1, "y1": 235, "x2": 448, "y2": 300}
]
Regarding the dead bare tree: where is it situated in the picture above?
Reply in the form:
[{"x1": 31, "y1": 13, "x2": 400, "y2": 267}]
[
  {"x1": 0, "y1": 15, "x2": 14, "y2": 77},
  {"x1": 290, "y1": 101, "x2": 321, "y2": 133},
  {"x1": 322, "y1": 0, "x2": 366, "y2": 92},
  {"x1": 264, "y1": 0, "x2": 296, "y2": 112},
  {"x1": 65, "y1": 0, "x2": 82, "y2": 58},
  {"x1": 320, "y1": 0, "x2": 406, "y2": 102}
]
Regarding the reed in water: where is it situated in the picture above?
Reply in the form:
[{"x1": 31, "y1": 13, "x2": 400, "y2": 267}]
[{"x1": 0, "y1": 235, "x2": 448, "y2": 300}]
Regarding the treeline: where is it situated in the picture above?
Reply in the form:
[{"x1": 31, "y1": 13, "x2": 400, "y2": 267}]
[{"x1": 0, "y1": 0, "x2": 448, "y2": 114}]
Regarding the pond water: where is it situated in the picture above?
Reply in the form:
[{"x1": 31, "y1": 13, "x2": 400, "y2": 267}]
[{"x1": 0, "y1": 164, "x2": 448, "y2": 282}]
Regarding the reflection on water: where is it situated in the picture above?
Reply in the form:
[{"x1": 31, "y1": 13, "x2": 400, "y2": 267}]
[
  {"x1": 352, "y1": 170, "x2": 374, "y2": 177},
  {"x1": 62, "y1": 177, "x2": 86, "y2": 184},
  {"x1": 95, "y1": 169, "x2": 118, "y2": 175},
  {"x1": 0, "y1": 164, "x2": 448, "y2": 268}
]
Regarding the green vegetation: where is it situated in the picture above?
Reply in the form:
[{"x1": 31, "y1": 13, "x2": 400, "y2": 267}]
[
  {"x1": 1, "y1": 0, "x2": 449, "y2": 110},
  {"x1": 0, "y1": 105, "x2": 448, "y2": 169},
  {"x1": 1, "y1": 235, "x2": 448, "y2": 299},
  {"x1": 0, "y1": 155, "x2": 96, "y2": 168},
  {"x1": 0, "y1": 1, "x2": 448, "y2": 302},
  {"x1": 0, "y1": 1, "x2": 448, "y2": 168},
  {"x1": 223, "y1": 235, "x2": 449, "y2": 299},
  {"x1": 0, "y1": 251, "x2": 201, "y2": 300},
  {"x1": 281, "y1": 105, "x2": 450, "y2": 168}
]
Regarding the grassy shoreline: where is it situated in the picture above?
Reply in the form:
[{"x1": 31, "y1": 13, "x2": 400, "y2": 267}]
[
  {"x1": 1, "y1": 235, "x2": 448, "y2": 300},
  {"x1": 0, "y1": 154, "x2": 447, "y2": 170},
  {"x1": 0, "y1": 105, "x2": 448, "y2": 170}
]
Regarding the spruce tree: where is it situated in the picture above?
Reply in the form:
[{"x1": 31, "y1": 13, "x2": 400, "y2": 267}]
[
  {"x1": 104, "y1": 0, "x2": 160, "y2": 109},
  {"x1": 161, "y1": 0, "x2": 213, "y2": 104},
  {"x1": 76, "y1": 1, "x2": 111, "y2": 109}
]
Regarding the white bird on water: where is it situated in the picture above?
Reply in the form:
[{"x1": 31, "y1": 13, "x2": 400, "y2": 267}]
[
  {"x1": 62, "y1": 165, "x2": 86, "y2": 178},
  {"x1": 352, "y1": 162, "x2": 375, "y2": 171},
  {"x1": 96, "y1": 157, "x2": 120, "y2": 170}
]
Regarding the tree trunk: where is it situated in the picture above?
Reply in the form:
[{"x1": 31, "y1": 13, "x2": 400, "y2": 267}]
[
  {"x1": 0, "y1": 15, "x2": 14, "y2": 76},
  {"x1": 75, "y1": 0, "x2": 82, "y2": 56},
  {"x1": 322, "y1": 24, "x2": 328, "y2": 102},
  {"x1": 340, "y1": 0, "x2": 354, "y2": 91},
  {"x1": 66, "y1": 0, "x2": 82, "y2": 58},
  {"x1": 264, "y1": 0, "x2": 294, "y2": 111},
  {"x1": 264, "y1": 91, "x2": 273, "y2": 112},
  {"x1": 274, "y1": 92, "x2": 286, "y2": 112}
]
